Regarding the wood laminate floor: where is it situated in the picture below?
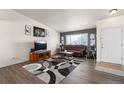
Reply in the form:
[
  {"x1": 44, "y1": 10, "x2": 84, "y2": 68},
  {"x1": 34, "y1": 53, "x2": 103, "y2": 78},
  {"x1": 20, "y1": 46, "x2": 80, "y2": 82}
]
[{"x1": 0, "y1": 59, "x2": 124, "y2": 84}]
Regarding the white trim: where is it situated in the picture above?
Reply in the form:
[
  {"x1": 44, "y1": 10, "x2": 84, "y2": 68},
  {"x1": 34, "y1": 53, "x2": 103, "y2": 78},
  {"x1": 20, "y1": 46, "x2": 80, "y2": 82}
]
[{"x1": 95, "y1": 66, "x2": 124, "y2": 77}]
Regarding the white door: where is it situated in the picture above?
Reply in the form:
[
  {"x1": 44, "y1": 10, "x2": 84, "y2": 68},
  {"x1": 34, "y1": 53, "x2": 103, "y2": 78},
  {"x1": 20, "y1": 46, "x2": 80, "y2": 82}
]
[{"x1": 101, "y1": 27, "x2": 122, "y2": 64}]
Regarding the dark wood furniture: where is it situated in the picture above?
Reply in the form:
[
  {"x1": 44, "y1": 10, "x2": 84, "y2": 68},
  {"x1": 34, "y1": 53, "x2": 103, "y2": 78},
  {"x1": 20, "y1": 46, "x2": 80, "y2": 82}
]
[{"x1": 29, "y1": 50, "x2": 51, "y2": 63}]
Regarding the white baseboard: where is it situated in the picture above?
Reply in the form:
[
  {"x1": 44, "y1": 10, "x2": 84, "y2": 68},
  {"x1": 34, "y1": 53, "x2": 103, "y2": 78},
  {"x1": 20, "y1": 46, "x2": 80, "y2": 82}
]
[{"x1": 95, "y1": 66, "x2": 124, "y2": 77}]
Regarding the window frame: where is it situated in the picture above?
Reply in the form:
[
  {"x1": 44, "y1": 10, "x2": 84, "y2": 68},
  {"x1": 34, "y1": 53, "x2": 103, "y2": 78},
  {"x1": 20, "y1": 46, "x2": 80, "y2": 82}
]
[{"x1": 65, "y1": 33, "x2": 88, "y2": 45}]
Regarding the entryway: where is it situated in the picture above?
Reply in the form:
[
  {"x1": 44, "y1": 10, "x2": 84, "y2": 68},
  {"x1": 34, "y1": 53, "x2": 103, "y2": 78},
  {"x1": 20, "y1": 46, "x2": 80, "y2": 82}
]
[{"x1": 101, "y1": 27, "x2": 122, "y2": 64}]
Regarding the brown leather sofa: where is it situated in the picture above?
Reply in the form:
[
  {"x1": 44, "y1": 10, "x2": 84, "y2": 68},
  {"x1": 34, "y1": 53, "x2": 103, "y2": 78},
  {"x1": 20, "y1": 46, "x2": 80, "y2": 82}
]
[{"x1": 63, "y1": 45, "x2": 87, "y2": 57}]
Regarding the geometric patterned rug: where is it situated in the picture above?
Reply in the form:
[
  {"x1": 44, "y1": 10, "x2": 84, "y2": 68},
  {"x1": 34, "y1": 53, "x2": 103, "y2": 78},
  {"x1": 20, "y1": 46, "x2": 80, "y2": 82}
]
[{"x1": 23, "y1": 58, "x2": 84, "y2": 84}]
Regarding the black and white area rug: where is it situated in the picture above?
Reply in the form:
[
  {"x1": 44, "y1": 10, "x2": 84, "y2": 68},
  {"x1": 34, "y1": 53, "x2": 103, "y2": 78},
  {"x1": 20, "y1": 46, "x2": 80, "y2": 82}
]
[{"x1": 23, "y1": 58, "x2": 84, "y2": 84}]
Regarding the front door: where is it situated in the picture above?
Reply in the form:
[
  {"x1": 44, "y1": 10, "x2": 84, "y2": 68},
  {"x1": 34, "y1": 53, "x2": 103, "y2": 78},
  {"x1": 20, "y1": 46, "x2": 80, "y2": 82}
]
[{"x1": 101, "y1": 27, "x2": 122, "y2": 64}]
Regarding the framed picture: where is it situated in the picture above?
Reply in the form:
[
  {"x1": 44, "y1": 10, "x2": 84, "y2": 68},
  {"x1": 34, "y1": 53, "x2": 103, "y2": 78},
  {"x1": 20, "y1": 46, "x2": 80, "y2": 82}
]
[
  {"x1": 25, "y1": 25, "x2": 31, "y2": 35},
  {"x1": 33, "y1": 26, "x2": 45, "y2": 37}
]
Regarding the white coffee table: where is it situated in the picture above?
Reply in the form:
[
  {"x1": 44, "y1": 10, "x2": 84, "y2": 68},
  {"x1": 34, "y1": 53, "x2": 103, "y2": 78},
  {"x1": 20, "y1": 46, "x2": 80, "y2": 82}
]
[{"x1": 60, "y1": 51, "x2": 74, "y2": 59}]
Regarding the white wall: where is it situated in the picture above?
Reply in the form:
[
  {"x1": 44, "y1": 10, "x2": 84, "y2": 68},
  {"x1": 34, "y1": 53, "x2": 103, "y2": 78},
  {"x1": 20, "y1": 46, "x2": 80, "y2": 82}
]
[
  {"x1": 96, "y1": 15, "x2": 124, "y2": 64},
  {"x1": 0, "y1": 9, "x2": 60, "y2": 68}
]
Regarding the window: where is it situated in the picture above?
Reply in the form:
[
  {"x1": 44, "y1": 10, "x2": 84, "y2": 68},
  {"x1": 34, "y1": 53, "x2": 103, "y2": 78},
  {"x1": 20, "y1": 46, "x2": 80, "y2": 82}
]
[
  {"x1": 61, "y1": 36, "x2": 64, "y2": 45},
  {"x1": 66, "y1": 33, "x2": 88, "y2": 45},
  {"x1": 90, "y1": 33, "x2": 95, "y2": 46}
]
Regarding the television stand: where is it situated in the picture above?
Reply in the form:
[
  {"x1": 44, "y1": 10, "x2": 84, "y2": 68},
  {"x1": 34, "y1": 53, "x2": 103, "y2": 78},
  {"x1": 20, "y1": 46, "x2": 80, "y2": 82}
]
[{"x1": 29, "y1": 50, "x2": 51, "y2": 63}]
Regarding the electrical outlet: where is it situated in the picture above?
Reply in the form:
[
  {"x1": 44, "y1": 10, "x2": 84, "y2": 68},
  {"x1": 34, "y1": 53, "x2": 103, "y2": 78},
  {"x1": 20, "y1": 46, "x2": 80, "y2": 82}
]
[{"x1": 12, "y1": 57, "x2": 23, "y2": 60}]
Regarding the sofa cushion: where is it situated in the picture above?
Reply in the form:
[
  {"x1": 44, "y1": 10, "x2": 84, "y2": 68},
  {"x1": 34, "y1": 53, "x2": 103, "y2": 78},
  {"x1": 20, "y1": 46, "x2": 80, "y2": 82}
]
[
  {"x1": 68, "y1": 50, "x2": 80, "y2": 53},
  {"x1": 63, "y1": 45, "x2": 87, "y2": 57}
]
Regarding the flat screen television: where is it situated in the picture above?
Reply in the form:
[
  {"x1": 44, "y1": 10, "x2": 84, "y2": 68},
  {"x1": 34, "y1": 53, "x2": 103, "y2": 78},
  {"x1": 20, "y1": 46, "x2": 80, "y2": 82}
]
[{"x1": 34, "y1": 41, "x2": 47, "y2": 50}]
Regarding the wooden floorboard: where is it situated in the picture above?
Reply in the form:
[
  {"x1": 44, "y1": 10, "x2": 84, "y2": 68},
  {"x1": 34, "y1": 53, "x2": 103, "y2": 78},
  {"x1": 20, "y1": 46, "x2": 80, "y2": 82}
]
[
  {"x1": 0, "y1": 59, "x2": 124, "y2": 84},
  {"x1": 0, "y1": 62, "x2": 45, "y2": 84},
  {"x1": 61, "y1": 60, "x2": 124, "y2": 84}
]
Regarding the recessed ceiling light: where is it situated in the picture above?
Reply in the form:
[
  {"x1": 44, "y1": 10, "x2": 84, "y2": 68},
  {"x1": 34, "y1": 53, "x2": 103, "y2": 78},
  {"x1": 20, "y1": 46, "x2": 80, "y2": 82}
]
[{"x1": 109, "y1": 9, "x2": 118, "y2": 15}]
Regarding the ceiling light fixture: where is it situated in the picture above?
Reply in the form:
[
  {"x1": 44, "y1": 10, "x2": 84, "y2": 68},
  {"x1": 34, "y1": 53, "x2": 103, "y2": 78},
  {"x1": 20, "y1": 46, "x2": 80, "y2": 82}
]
[{"x1": 109, "y1": 9, "x2": 118, "y2": 15}]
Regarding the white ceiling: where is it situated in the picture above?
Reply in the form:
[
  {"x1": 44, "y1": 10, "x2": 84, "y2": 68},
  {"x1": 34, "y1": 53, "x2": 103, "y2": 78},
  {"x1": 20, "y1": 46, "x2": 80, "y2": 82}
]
[{"x1": 15, "y1": 9, "x2": 124, "y2": 32}]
